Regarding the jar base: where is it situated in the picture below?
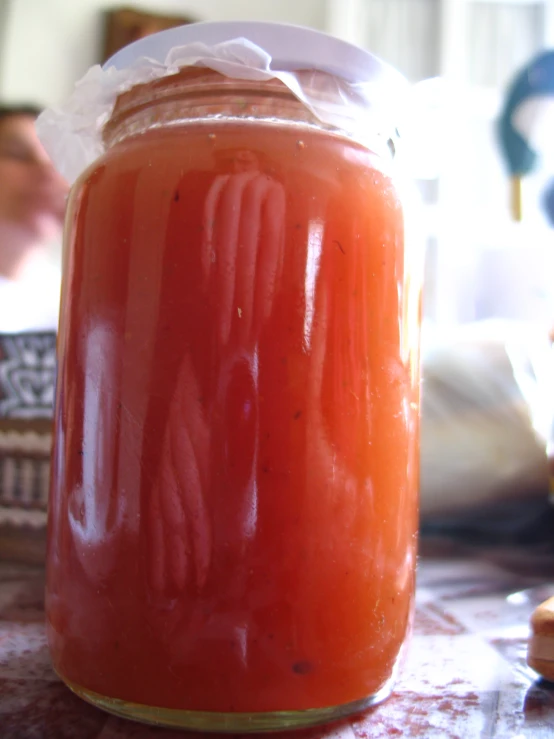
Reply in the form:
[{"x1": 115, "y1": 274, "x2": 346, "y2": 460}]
[{"x1": 59, "y1": 672, "x2": 394, "y2": 732}]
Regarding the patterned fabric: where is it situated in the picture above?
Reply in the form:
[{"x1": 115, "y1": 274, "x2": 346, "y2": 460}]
[
  {"x1": 0, "y1": 334, "x2": 56, "y2": 418},
  {"x1": 0, "y1": 333, "x2": 56, "y2": 526},
  {"x1": 1, "y1": 541, "x2": 554, "y2": 736}
]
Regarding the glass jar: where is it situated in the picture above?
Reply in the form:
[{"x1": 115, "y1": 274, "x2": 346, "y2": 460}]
[{"x1": 45, "y1": 23, "x2": 421, "y2": 733}]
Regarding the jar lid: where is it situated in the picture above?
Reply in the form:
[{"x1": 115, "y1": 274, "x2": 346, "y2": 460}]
[
  {"x1": 38, "y1": 21, "x2": 407, "y2": 185},
  {"x1": 104, "y1": 20, "x2": 404, "y2": 90}
]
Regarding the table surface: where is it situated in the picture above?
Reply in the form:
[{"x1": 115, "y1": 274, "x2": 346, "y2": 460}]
[{"x1": 1, "y1": 536, "x2": 554, "y2": 739}]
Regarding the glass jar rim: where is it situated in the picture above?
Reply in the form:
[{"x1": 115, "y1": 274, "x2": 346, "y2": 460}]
[
  {"x1": 102, "y1": 69, "x2": 398, "y2": 163},
  {"x1": 36, "y1": 26, "x2": 406, "y2": 184}
]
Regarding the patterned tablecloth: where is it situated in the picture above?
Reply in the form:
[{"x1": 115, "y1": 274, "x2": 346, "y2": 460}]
[{"x1": 1, "y1": 536, "x2": 554, "y2": 739}]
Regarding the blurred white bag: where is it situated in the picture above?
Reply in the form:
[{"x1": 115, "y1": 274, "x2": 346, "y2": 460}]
[{"x1": 420, "y1": 320, "x2": 554, "y2": 517}]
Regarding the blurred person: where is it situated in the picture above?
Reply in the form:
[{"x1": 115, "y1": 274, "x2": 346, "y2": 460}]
[{"x1": 0, "y1": 104, "x2": 67, "y2": 332}]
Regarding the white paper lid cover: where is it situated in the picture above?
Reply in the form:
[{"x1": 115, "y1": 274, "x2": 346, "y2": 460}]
[
  {"x1": 105, "y1": 20, "x2": 404, "y2": 89},
  {"x1": 37, "y1": 21, "x2": 407, "y2": 184}
]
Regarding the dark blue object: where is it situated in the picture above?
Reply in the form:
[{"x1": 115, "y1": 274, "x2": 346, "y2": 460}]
[{"x1": 498, "y1": 51, "x2": 554, "y2": 177}]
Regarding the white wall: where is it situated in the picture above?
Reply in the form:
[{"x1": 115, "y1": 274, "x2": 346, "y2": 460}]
[{"x1": 0, "y1": 0, "x2": 328, "y2": 106}]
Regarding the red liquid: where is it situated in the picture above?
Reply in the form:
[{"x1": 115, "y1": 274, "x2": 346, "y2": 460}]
[{"x1": 47, "y1": 121, "x2": 420, "y2": 713}]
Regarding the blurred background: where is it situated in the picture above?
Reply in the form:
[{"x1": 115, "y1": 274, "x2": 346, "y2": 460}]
[
  {"x1": 2, "y1": 0, "x2": 554, "y2": 534},
  {"x1": 1, "y1": 0, "x2": 554, "y2": 330}
]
